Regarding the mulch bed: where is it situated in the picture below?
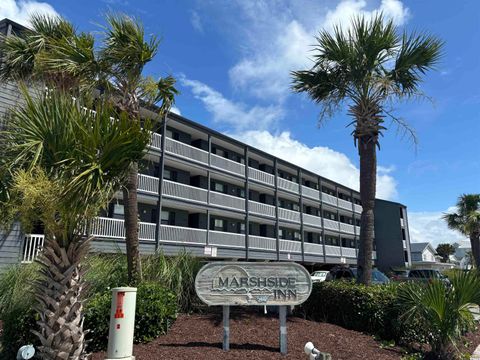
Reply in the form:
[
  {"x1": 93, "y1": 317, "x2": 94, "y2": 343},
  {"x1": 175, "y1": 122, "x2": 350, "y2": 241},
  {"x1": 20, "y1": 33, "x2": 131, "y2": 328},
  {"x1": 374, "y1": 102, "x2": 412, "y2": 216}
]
[{"x1": 91, "y1": 310, "x2": 405, "y2": 359}]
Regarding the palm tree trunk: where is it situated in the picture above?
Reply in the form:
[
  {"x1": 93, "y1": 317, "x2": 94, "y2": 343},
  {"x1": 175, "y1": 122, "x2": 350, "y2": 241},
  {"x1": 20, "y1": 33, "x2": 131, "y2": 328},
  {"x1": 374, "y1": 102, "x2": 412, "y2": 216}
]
[
  {"x1": 357, "y1": 137, "x2": 376, "y2": 285},
  {"x1": 470, "y1": 232, "x2": 480, "y2": 269},
  {"x1": 123, "y1": 161, "x2": 142, "y2": 285},
  {"x1": 32, "y1": 236, "x2": 90, "y2": 360}
]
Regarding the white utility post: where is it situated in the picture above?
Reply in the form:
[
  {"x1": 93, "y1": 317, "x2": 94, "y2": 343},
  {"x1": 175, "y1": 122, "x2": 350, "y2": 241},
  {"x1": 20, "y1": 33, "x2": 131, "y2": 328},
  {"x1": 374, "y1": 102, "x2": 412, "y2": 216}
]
[{"x1": 105, "y1": 287, "x2": 137, "y2": 360}]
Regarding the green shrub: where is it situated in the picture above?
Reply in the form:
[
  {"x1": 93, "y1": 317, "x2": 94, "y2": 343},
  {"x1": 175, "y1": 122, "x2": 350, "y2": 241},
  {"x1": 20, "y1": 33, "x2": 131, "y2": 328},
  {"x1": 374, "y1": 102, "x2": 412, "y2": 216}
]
[
  {"x1": 84, "y1": 281, "x2": 177, "y2": 352},
  {"x1": 0, "y1": 263, "x2": 39, "y2": 317},
  {"x1": 0, "y1": 305, "x2": 39, "y2": 358},
  {"x1": 84, "y1": 253, "x2": 128, "y2": 295}
]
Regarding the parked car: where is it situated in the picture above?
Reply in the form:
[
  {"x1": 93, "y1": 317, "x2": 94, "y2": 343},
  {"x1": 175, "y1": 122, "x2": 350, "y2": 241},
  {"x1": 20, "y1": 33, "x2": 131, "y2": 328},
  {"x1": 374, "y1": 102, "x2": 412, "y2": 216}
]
[
  {"x1": 326, "y1": 266, "x2": 390, "y2": 285},
  {"x1": 407, "y1": 269, "x2": 451, "y2": 285},
  {"x1": 389, "y1": 269, "x2": 410, "y2": 281},
  {"x1": 311, "y1": 270, "x2": 329, "y2": 283}
]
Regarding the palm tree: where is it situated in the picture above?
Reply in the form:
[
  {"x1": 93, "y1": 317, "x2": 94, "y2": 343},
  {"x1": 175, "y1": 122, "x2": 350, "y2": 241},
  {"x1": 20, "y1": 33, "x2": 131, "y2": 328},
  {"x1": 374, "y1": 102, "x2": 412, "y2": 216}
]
[
  {"x1": 443, "y1": 194, "x2": 480, "y2": 268},
  {"x1": 0, "y1": 89, "x2": 150, "y2": 359},
  {"x1": 398, "y1": 271, "x2": 480, "y2": 359},
  {"x1": 291, "y1": 15, "x2": 443, "y2": 284},
  {"x1": 0, "y1": 13, "x2": 178, "y2": 285}
]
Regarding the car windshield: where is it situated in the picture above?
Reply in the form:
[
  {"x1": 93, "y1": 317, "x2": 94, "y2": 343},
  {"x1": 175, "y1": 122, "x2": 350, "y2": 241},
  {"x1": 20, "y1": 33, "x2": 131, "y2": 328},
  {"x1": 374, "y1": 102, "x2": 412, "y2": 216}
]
[
  {"x1": 349, "y1": 268, "x2": 389, "y2": 283},
  {"x1": 410, "y1": 270, "x2": 441, "y2": 278},
  {"x1": 313, "y1": 271, "x2": 327, "y2": 277}
]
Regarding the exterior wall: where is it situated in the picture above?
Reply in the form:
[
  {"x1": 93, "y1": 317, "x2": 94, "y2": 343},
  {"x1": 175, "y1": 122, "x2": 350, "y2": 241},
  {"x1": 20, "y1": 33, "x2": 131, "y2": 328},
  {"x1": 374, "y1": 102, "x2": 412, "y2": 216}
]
[{"x1": 0, "y1": 222, "x2": 23, "y2": 271}]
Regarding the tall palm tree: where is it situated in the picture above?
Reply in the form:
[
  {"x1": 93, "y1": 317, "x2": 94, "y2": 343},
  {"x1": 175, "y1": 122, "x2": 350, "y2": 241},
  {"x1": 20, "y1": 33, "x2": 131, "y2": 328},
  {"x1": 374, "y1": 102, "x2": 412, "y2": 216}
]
[
  {"x1": 291, "y1": 15, "x2": 443, "y2": 284},
  {"x1": 0, "y1": 13, "x2": 178, "y2": 285},
  {"x1": 0, "y1": 89, "x2": 150, "y2": 359},
  {"x1": 443, "y1": 194, "x2": 480, "y2": 268}
]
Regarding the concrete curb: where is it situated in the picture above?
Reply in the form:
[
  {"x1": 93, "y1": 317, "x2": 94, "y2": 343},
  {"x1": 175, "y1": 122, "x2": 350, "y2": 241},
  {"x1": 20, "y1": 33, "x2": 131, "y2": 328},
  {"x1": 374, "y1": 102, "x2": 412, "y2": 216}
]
[{"x1": 472, "y1": 344, "x2": 480, "y2": 360}]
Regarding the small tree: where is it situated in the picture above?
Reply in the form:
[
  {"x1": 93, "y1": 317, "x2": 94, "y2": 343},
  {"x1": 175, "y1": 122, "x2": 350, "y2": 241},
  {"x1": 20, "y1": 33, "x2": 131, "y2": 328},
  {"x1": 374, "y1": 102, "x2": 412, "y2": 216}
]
[{"x1": 436, "y1": 243, "x2": 455, "y2": 263}]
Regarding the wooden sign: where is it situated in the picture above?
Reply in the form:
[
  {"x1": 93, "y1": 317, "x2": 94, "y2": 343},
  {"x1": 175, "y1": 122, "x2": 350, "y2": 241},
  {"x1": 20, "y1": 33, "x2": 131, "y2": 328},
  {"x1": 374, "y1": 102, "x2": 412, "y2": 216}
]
[{"x1": 195, "y1": 262, "x2": 312, "y2": 306}]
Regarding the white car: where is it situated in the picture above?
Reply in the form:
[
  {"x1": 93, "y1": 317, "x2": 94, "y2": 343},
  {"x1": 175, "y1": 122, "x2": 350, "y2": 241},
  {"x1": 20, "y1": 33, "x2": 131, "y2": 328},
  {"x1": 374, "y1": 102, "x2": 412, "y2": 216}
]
[{"x1": 311, "y1": 270, "x2": 329, "y2": 283}]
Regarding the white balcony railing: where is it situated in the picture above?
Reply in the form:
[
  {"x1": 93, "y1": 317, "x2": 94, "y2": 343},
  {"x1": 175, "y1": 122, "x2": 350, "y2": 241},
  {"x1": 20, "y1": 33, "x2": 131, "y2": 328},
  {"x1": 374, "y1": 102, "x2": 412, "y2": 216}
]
[
  {"x1": 403, "y1": 240, "x2": 407, "y2": 249},
  {"x1": 137, "y1": 174, "x2": 159, "y2": 194},
  {"x1": 165, "y1": 137, "x2": 209, "y2": 164},
  {"x1": 248, "y1": 167, "x2": 275, "y2": 186},
  {"x1": 342, "y1": 247, "x2": 356, "y2": 258},
  {"x1": 373, "y1": 251, "x2": 377, "y2": 260},
  {"x1": 339, "y1": 223, "x2": 355, "y2": 234},
  {"x1": 400, "y1": 218, "x2": 405, "y2": 227},
  {"x1": 279, "y1": 239, "x2": 302, "y2": 253},
  {"x1": 209, "y1": 231, "x2": 245, "y2": 248},
  {"x1": 22, "y1": 234, "x2": 45, "y2": 263},
  {"x1": 323, "y1": 218, "x2": 340, "y2": 231},
  {"x1": 249, "y1": 201, "x2": 276, "y2": 218},
  {"x1": 355, "y1": 226, "x2": 361, "y2": 235},
  {"x1": 249, "y1": 235, "x2": 277, "y2": 251},
  {"x1": 159, "y1": 225, "x2": 207, "y2": 245},
  {"x1": 277, "y1": 177, "x2": 299, "y2": 193},
  {"x1": 338, "y1": 198, "x2": 353, "y2": 211},
  {"x1": 278, "y1": 208, "x2": 301, "y2": 223},
  {"x1": 354, "y1": 203, "x2": 362, "y2": 213},
  {"x1": 150, "y1": 132, "x2": 162, "y2": 151},
  {"x1": 302, "y1": 213, "x2": 323, "y2": 228},
  {"x1": 90, "y1": 217, "x2": 156, "y2": 241},
  {"x1": 209, "y1": 191, "x2": 245, "y2": 211},
  {"x1": 163, "y1": 180, "x2": 208, "y2": 204},
  {"x1": 322, "y1": 192, "x2": 338, "y2": 206},
  {"x1": 301, "y1": 185, "x2": 320, "y2": 200},
  {"x1": 325, "y1": 245, "x2": 342, "y2": 257},
  {"x1": 304, "y1": 242, "x2": 323, "y2": 256},
  {"x1": 210, "y1": 154, "x2": 245, "y2": 176}
]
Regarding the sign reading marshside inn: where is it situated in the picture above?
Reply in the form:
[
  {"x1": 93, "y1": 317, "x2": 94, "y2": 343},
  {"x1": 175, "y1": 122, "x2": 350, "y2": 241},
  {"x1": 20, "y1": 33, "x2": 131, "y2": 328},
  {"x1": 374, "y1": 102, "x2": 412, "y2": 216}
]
[{"x1": 195, "y1": 262, "x2": 312, "y2": 306}]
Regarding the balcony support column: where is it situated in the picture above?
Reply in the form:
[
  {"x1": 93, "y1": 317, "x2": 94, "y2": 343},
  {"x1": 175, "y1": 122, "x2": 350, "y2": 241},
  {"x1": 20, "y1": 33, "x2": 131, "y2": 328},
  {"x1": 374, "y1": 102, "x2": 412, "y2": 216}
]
[
  {"x1": 154, "y1": 115, "x2": 168, "y2": 252},
  {"x1": 207, "y1": 170, "x2": 211, "y2": 245},
  {"x1": 244, "y1": 147, "x2": 250, "y2": 260},
  {"x1": 319, "y1": 177, "x2": 327, "y2": 264},
  {"x1": 208, "y1": 134, "x2": 212, "y2": 166},
  {"x1": 274, "y1": 158, "x2": 280, "y2": 261},
  {"x1": 299, "y1": 169, "x2": 305, "y2": 263}
]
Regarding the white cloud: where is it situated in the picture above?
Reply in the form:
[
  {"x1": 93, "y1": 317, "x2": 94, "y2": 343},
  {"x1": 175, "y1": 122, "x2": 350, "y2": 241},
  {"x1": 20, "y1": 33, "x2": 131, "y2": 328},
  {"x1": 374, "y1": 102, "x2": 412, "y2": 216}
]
[
  {"x1": 190, "y1": 10, "x2": 203, "y2": 33},
  {"x1": 170, "y1": 106, "x2": 181, "y2": 115},
  {"x1": 0, "y1": 0, "x2": 59, "y2": 27},
  {"x1": 232, "y1": 130, "x2": 398, "y2": 200},
  {"x1": 408, "y1": 207, "x2": 468, "y2": 247},
  {"x1": 226, "y1": 0, "x2": 409, "y2": 100},
  {"x1": 180, "y1": 77, "x2": 284, "y2": 131}
]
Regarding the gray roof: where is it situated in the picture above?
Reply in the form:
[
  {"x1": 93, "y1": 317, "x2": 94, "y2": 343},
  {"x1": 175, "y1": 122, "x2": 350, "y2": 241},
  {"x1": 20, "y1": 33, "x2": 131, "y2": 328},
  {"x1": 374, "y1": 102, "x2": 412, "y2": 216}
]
[{"x1": 410, "y1": 242, "x2": 436, "y2": 254}]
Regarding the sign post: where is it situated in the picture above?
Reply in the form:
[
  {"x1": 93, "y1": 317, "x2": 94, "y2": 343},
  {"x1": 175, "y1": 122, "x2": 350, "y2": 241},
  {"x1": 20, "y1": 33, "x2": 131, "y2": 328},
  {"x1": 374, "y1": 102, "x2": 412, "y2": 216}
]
[{"x1": 195, "y1": 262, "x2": 312, "y2": 355}]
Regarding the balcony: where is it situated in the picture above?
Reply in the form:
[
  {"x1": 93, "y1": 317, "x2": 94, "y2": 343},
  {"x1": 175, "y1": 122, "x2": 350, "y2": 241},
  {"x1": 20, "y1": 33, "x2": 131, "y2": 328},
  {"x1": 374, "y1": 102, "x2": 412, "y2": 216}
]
[
  {"x1": 248, "y1": 167, "x2": 275, "y2": 186},
  {"x1": 303, "y1": 242, "x2": 323, "y2": 256},
  {"x1": 150, "y1": 132, "x2": 162, "y2": 151},
  {"x1": 279, "y1": 239, "x2": 302, "y2": 253},
  {"x1": 90, "y1": 217, "x2": 156, "y2": 241},
  {"x1": 22, "y1": 234, "x2": 45, "y2": 263},
  {"x1": 301, "y1": 185, "x2": 320, "y2": 200},
  {"x1": 323, "y1": 218, "x2": 340, "y2": 231},
  {"x1": 338, "y1": 198, "x2": 353, "y2": 211},
  {"x1": 355, "y1": 225, "x2": 361, "y2": 234},
  {"x1": 325, "y1": 245, "x2": 342, "y2": 257},
  {"x1": 403, "y1": 240, "x2": 407, "y2": 248},
  {"x1": 249, "y1": 235, "x2": 277, "y2": 251},
  {"x1": 342, "y1": 247, "x2": 356, "y2": 258},
  {"x1": 400, "y1": 218, "x2": 405, "y2": 227},
  {"x1": 354, "y1": 203, "x2": 362, "y2": 213},
  {"x1": 209, "y1": 191, "x2": 245, "y2": 211},
  {"x1": 138, "y1": 174, "x2": 159, "y2": 194},
  {"x1": 277, "y1": 177, "x2": 299, "y2": 193},
  {"x1": 339, "y1": 223, "x2": 355, "y2": 234},
  {"x1": 302, "y1": 213, "x2": 323, "y2": 228},
  {"x1": 322, "y1": 192, "x2": 338, "y2": 206},
  {"x1": 165, "y1": 137, "x2": 209, "y2": 165},
  {"x1": 249, "y1": 201, "x2": 275, "y2": 218},
  {"x1": 209, "y1": 231, "x2": 245, "y2": 248},
  {"x1": 278, "y1": 207, "x2": 301, "y2": 223},
  {"x1": 159, "y1": 225, "x2": 207, "y2": 245},
  {"x1": 211, "y1": 154, "x2": 245, "y2": 176},
  {"x1": 163, "y1": 180, "x2": 208, "y2": 204}
]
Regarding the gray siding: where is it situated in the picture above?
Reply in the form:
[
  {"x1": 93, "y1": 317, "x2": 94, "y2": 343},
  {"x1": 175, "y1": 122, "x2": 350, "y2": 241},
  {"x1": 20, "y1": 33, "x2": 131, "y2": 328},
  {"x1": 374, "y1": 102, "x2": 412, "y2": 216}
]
[
  {"x1": 0, "y1": 81, "x2": 22, "y2": 127},
  {"x1": 0, "y1": 222, "x2": 23, "y2": 271}
]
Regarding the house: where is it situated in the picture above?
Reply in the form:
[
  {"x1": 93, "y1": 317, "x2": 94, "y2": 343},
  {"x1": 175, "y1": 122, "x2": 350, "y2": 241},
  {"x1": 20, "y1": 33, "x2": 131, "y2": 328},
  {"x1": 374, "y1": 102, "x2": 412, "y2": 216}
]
[
  {"x1": 0, "y1": 17, "x2": 412, "y2": 272},
  {"x1": 410, "y1": 242, "x2": 455, "y2": 270}
]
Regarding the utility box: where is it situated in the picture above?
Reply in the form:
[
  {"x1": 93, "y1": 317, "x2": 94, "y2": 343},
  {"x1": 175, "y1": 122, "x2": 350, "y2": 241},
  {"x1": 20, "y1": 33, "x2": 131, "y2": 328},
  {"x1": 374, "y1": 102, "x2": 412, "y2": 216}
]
[{"x1": 105, "y1": 287, "x2": 137, "y2": 360}]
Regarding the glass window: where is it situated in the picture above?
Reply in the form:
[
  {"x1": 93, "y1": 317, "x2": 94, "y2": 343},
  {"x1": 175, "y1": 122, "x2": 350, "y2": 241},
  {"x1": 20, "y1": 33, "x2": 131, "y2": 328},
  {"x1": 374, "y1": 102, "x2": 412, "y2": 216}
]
[
  {"x1": 293, "y1": 203, "x2": 299, "y2": 211},
  {"x1": 240, "y1": 223, "x2": 246, "y2": 234},
  {"x1": 214, "y1": 182, "x2": 225, "y2": 192},
  {"x1": 165, "y1": 129, "x2": 173, "y2": 138},
  {"x1": 214, "y1": 219, "x2": 224, "y2": 228},
  {"x1": 164, "y1": 168, "x2": 171, "y2": 180},
  {"x1": 113, "y1": 204, "x2": 124, "y2": 219},
  {"x1": 161, "y1": 210, "x2": 170, "y2": 225},
  {"x1": 278, "y1": 229, "x2": 284, "y2": 238},
  {"x1": 294, "y1": 231, "x2": 301, "y2": 241}
]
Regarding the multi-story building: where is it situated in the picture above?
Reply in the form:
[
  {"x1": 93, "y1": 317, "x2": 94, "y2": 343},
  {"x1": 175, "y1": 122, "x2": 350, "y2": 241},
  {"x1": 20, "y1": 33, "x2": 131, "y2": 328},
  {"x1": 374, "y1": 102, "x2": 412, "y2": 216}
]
[{"x1": 0, "y1": 17, "x2": 411, "y2": 272}]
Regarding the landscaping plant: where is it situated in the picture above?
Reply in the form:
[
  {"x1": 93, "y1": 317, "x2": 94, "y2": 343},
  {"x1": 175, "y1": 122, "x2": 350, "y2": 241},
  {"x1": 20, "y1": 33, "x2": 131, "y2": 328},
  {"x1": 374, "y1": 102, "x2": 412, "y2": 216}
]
[
  {"x1": 292, "y1": 14, "x2": 443, "y2": 284},
  {"x1": 398, "y1": 270, "x2": 480, "y2": 359}
]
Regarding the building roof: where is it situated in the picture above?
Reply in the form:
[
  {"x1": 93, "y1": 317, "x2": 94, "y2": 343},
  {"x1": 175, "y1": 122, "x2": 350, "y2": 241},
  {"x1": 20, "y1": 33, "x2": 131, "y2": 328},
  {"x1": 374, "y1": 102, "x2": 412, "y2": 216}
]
[{"x1": 410, "y1": 242, "x2": 437, "y2": 254}]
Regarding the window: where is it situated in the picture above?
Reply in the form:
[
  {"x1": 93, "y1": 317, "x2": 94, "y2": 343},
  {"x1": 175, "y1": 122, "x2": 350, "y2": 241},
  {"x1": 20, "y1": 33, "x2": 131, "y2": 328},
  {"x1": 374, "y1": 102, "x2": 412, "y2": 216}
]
[
  {"x1": 404, "y1": 250, "x2": 409, "y2": 262},
  {"x1": 402, "y1": 228, "x2": 406, "y2": 240},
  {"x1": 165, "y1": 129, "x2": 173, "y2": 138},
  {"x1": 240, "y1": 223, "x2": 246, "y2": 234},
  {"x1": 113, "y1": 204, "x2": 124, "y2": 219},
  {"x1": 399, "y1": 207, "x2": 404, "y2": 219},
  {"x1": 214, "y1": 182, "x2": 225, "y2": 193},
  {"x1": 294, "y1": 231, "x2": 301, "y2": 241},
  {"x1": 164, "y1": 168, "x2": 172, "y2": 180},
  {"x1": 214, "y1": 219, "x2": 224, "y2": 228},
  {"x1": 278, "y1": 229, "x2": 284, "y2": 238},
  {"x1": 161, "y1": 210, "x2": 170, "y2": 225},
  {"x1": 292, "y1": 203, "x2": 300, "y2": 211},
  {"x1": 239, "y1": 189, "x2": 245, "y2": 198}
]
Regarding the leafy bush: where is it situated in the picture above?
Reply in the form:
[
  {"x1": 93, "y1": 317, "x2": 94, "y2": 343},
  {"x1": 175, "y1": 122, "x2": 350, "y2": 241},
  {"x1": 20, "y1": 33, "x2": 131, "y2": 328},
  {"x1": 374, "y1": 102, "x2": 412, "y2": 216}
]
[
  {"x1": 298, "y1": 281, "x2": 429, "y2": 345},
  {"x1": 0, "y1": 305, "x2": 39, "y2": 358},
  {"x1": 84, "y1": 281, "x2": 177, "y2": 352}
]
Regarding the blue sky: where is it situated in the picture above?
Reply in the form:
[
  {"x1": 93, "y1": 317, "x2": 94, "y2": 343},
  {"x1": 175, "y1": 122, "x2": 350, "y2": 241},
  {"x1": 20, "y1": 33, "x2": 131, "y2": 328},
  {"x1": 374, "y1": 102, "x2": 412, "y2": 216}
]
[{"x1": 1, "y1": 0, "x2": 479, "y2": 245}]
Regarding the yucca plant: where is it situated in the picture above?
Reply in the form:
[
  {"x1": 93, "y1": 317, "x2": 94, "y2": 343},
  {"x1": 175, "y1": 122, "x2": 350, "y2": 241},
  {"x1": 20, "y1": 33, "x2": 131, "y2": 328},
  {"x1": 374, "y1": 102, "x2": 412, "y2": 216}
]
[
  {"x1": 292, "y1": 14, "x2": 443, "y2": 284},
  {"x1": 398, "y1": 271, "x2": 480, "y2": 359},
  {"x1": 0, "y1": 89, "x2": 150, "y2": 359}
]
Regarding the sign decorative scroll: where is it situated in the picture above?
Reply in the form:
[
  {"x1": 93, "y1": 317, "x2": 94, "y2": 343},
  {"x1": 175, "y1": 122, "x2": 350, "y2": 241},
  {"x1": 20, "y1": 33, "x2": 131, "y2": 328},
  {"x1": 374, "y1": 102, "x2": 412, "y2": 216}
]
[{"x1": 195, "y1": 262, "x2": 313, "y2": 354}]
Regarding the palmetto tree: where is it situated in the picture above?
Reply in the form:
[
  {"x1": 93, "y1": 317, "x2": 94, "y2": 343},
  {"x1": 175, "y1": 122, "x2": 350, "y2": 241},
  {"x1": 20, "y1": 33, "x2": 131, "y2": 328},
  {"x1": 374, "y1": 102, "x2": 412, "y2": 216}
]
[
  {"x1": 0, "y1": 13, "x2": 178, "y2": 284},
  {"x1": 0, "y1": 89, "x2": 150, "y2": 359},
  {"x1": 443, "y1": 194, "x2": 480, "y2": 268},
  {"x1": 292, "y1": 15, "x2": 443, "y2": 284}
]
